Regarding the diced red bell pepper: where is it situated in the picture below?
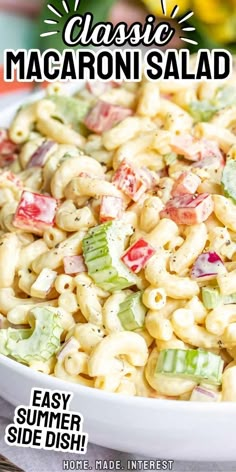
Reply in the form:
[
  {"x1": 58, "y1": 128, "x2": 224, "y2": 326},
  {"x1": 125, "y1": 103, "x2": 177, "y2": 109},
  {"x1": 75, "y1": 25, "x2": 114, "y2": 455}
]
[
  {"x1": 171, "y1": 172, "x2": 201, "y2": 197},
  {"x1": 0, "y1": 151, "x2": 18, "y2": 167},
  {"x1": 171, "y1": 135, "x2": 224, "y2": 167},
  {"x1": 160, "y1": 193, "x2": 213, "y2": 225},
  {"x1": 192, "y1": 139, "x2": 224, "y2": 169},
  {"x1": 201, "y1": 139, "x2": 224, "y2": 161},
  {"x1": 63, "y1": 255, "x2": 87, "y2": 275},
  {"x1": 112, "y1": 161, "x2": 148, "y2": 202},
  {"x1": 0, "y1": 140, "x2": 17, "y2": 155},
  {"x1": 121, "y1": 238, "x2": 155, "y2": 273},
  {"x1": 27, "y1": 140, "x2": 55, "y2": 168},
  {"x1": 84, "y1": 101, "x2": 133, "y2": 134},
  {"x1": 0, "y1": 129, "x2": 8, "y2": 142},
  {"x1": 139, "y1": 167, "x2": 158, "y2": 190},
  {"x1": 13, "y1": 191, "x2": 57, "y2": 235},
  {"x1": 170, "y1": 135, "x2": 202, "y2": 161},
  {"x1": 0, "y1": 129, "x2": 19, "y2": 167},
  {"x1": 100, "y1": 195, "x2": 123, "y2": 222}
]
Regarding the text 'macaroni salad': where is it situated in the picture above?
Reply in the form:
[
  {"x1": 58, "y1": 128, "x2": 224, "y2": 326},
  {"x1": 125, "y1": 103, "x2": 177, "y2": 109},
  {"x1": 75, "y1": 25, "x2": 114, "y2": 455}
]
[{"x1": 1, "y1": 73, "x2": 236, "y2": 401}]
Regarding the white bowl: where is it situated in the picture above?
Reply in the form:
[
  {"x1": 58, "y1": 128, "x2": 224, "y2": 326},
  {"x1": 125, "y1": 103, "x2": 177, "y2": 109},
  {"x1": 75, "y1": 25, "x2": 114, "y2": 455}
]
[
  {"x1": 1, "y1": 86, "x2": 236, "y2": 461},
  {"x1": 1, "y1": 354, "x2": 236, "y2": 461}
]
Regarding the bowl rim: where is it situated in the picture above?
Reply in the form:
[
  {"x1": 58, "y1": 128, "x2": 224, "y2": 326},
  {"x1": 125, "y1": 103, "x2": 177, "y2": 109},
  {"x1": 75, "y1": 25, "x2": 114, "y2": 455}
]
[{"x1": 1, "y1": 354, "x2": 236, "y2": 411}]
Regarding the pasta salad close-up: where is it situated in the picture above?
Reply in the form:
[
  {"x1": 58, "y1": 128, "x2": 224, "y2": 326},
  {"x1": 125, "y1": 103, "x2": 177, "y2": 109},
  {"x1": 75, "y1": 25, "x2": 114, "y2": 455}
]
[{"x1": 1, "y1": 75, "x2": 236, "y2": 403}]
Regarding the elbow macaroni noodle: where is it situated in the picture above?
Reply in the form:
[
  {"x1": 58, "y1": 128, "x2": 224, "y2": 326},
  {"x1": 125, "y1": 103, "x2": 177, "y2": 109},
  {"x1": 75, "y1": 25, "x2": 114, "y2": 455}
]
[{"x1": 2, "y1": 75, "x2": 236, "y2": 402}]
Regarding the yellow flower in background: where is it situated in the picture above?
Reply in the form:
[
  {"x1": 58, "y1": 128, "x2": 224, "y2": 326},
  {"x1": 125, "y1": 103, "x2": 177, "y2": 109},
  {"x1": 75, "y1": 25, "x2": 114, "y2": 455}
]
[
  {"x1": 193, "y1": 0, "x2": 236, "y2": 43},
  {"x1": 192, "y1": 0, "x2": 230, "y2": 24},
  {"x1": 142, "y1": 0, "x2": 189, "y2": 16},
  {"x1": 208, "y1": 16, "x2": 236, "y2": 43},
  {"x1": 142, "y1": 0, "x2": 236, "y2": 44}
]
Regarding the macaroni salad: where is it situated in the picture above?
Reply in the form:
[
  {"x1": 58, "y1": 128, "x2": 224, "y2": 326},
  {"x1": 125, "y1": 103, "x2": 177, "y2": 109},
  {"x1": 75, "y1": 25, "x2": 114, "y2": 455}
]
[{"x1": 1, "y1": 76, "x2": 236, "y2": 402}]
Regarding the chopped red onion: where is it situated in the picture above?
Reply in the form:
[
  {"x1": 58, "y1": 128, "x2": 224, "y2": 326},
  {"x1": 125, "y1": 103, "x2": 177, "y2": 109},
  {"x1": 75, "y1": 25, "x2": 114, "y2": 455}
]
[
  {"x1": 191, "y1": 251, "x2": 226, "y2": 281},
  {"x1": 56, "y1": 337, "x2": 79, "y2": 362},
  {"x1": 27, "y1": 140, "x2": 56, "y2": 169},
  {"x1": 63, "y1": 255, "x2": 87, "y2": 275},
  {"x1": 190, "y1": 386, "x2": 219, "y2": 402}
]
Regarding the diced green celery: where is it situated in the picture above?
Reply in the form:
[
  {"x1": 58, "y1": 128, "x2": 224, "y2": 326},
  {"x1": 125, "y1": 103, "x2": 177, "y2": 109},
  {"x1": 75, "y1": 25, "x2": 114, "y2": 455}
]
[
  {"x1": 221, "y1": 160, "x2": 236, "y2": 203},
  {"x1": 0, "y1": 328, "x2": 31, "y2": 356},
  {"x1": 49, "y1": 95, "x2": 90, "y2": 134},
  {"x1": 189, "y1": 86, "x2": 236, "y2": 123},
  {"x1": 118, "y1": 292, "x2": 147, "y2": 331},
  {"x1": 155, "y1": 349, "x2": 224, "y2": 385},
  {"x1": 164, "y1": 153, "x2": 178, "y2": 166},
  {"x1": 82, "y1": 221, "x2": 140, "y2": 292},
  {"x1": 202, "y1": 285, "x2": 236, "y2": 309},
  {"x1": 213, "y1": 86, "x2": 236, "y2": 109},
  {"x1": 201, "y1": 286, "x2": 222, "y2": 309},
  {"x1": 85, "y1": 246, "x2": 110, "y2": 261},
  {"x1": 0, "y1": 330, "x2": 9, "y2": 356},
  {"x1": 0, "y1": 307, "x2": 63, "y2": 365},
  {"x1": 189, "y1": 100, "x2": 218, "y2": 122},
  {"x1": 224, "y1": 293, "x2": 236, "y2": 304}
]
